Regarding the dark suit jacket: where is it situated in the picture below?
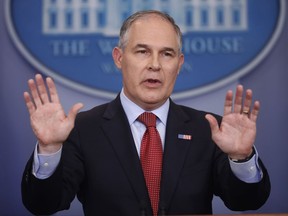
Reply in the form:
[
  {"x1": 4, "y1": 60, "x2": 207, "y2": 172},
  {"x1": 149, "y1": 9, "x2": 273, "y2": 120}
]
[{"x1": 22, "y1": 95, "x2": 270, "y2": 216}]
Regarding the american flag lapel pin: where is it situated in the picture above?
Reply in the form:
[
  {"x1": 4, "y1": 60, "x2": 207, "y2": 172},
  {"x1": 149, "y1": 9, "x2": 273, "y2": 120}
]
[{"x1": 178, "y1": 134, "x2": 192, "y2": 140}]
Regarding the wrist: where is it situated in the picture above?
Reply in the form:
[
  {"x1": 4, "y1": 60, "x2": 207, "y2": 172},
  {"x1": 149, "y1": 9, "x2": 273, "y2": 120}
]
[
  {"x1": 37, "y1": 142, "x2": 62, "y2": 154},
  {"x1": 229, "y1": 147, "x2": 255, "y2": 163}
]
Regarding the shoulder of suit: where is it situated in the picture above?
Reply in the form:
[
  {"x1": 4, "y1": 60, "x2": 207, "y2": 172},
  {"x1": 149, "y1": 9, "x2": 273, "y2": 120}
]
[
  {"x1": 172, "y1": 102, "x2": 222, "y2": 120},
  {"x1": 76, "y1": 103, "x2": 109, "y2": 121}
]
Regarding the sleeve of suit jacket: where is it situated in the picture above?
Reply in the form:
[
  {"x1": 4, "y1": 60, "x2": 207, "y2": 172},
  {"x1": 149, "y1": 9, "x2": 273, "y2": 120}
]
[{"x1": 21, "y1": 101, "x2": 271, "y2": 215}]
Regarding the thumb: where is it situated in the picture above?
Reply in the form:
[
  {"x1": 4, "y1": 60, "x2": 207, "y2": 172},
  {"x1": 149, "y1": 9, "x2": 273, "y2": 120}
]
[
  {"x1": 67, "y1": 103, "x2": 84, "y2": 122},
  {"x1": 205, "y1": 114, "x2": 219, "y2": 135}
]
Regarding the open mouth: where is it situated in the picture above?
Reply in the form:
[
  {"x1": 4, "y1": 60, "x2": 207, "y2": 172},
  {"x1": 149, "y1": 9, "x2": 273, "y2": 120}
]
[
  {"x1": 147, "y1": 79, "x2": 160, "y2": 83},
  {"x1": 143, "y1": 79, "x2": 162, "y2": 88}
]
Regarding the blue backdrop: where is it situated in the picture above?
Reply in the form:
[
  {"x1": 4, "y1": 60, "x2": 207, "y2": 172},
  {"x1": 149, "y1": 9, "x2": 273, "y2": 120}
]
[{"x1": 0, "y1": 1, "x2": 287, "y2": 215}]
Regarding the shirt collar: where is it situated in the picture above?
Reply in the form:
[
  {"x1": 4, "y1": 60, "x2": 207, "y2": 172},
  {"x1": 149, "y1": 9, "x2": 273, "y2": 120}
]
[{"x1": 120, "y1": 89, "x2": 169, "y2": 126}]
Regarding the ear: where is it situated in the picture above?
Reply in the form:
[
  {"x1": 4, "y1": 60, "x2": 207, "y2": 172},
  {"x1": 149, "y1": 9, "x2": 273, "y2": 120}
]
[
  {"x1": 112, "y1": 47, "x2": 123, "y2": 69},
  {"x1": 177, "y1": 54, "x2": 184, "y2": 74}
]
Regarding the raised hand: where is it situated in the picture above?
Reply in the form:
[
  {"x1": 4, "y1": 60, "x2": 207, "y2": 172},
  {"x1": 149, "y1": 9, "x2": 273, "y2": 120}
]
[
  {"x1": 24, "y1": 74, "x2": 83, "y2": 154},
  {"x1": 205, "y1": 85, "x2": 259, "y2": 160}
]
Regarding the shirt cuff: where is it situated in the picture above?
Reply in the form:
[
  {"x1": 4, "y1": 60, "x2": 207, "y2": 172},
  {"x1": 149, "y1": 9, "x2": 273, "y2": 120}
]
[
  {"x1": 32, "y1": 143, "x2": 62, "y2": 179},
  {"x1": 229, "y1": 146, "x2": 263, "y2": 183}
]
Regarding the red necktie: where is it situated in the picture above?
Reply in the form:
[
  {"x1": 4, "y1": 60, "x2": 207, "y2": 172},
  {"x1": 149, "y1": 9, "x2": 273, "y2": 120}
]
[{"x1": 138, "y1": 112, "x2": 163, "y2": 216}]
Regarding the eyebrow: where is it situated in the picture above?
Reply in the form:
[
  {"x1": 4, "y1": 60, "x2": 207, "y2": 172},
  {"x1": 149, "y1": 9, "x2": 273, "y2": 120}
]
[
  {"x1": 133, "y1": 44, "x2": 150, "y2": 50},
  {"x1": 134, "y1": 43, "x2": 177, "y2": 54}
]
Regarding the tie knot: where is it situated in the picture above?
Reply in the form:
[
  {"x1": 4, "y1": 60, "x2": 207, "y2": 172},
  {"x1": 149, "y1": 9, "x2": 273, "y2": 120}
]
[{"x1": 138, "y1": 112, "x2": 157, "y2": 128}]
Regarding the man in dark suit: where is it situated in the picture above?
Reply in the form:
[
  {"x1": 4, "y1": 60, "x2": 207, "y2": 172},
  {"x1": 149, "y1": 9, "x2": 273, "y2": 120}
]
[{"x1": 22, "y1": 10, "x2": 270, "y2": 216}]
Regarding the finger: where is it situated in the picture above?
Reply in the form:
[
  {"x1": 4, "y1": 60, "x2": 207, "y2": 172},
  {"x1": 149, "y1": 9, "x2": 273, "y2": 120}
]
[
  {"x1": 35, "y1": 74, "x2": 49, "y2": 104},
  {"x1": 28, "y1": 77, "x2": 42, "y2": 108},
  {"x1": 224, "y1": 90, "x2": 233, "y2": 116},
  {"x1": 46, "y1": 77, "x2": 60, "y2": 103},
  {"x1": 205, "y1": 114, "x2": 220, "y2": 135},
  {"x1": 67, "y1": 103, "x2": 84, "y2": 122},
  {"x1": 233, "y1": 85, "x2": 244, "y2": 113},
  {"x1": 250, "y1": 101, "x2": 260, "y2": 122},
  {"x1": 242, "y1": 89, "x2": 253, "y2": 114},
  {"x1": 23, "y1": 92, "x2": 36, "y2": 115}
]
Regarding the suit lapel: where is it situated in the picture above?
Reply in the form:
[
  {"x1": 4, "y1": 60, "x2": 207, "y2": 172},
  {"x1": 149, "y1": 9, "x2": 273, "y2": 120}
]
[
  {"x1": 159, "y1": 101, "x2": 193, "y2": 211},
  {"x1": 100, "y1": 96, "x2": 195, "y2": 213},
  {"x1": 101, "y1": 96, "x2": 150, "y2": 207}
]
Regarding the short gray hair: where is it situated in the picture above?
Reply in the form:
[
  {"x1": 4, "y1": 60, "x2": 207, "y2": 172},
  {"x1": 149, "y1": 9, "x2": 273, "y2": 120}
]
[{"x1": 118, "y1": 10, "x2": 183, "y2": 53}]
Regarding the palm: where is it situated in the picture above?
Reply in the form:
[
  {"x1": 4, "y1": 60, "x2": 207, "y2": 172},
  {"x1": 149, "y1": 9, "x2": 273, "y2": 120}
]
[
  {"x1": 30, "y1": 103, "x2": 72, "y2": 145},
  {"x1": 24, "y1": 74, "x2": 83, "y2": 151},
  {"x1": 205, "y1": 85, "x2": 260, "y2": 159},
  {"x1": 212, "y1": 113, "x2": 256, "y2": 155}
]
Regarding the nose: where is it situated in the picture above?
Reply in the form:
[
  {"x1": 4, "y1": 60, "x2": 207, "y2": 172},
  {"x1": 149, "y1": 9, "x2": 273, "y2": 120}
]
[{"x1": 148, "y1": 53, "x2": 161, "y2": 71}]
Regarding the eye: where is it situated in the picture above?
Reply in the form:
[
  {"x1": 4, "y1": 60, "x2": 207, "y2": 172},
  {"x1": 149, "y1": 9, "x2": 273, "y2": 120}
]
[
  {"x1": 162, "y1": 51, "x2": 174, "y2": 57},
  {"x1": 136, "y1": 49, "x2": 148, "y2": 54}
]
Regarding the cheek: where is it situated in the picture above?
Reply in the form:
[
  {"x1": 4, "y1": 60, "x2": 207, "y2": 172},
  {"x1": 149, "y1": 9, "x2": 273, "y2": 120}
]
[
  {"x1": 122, "y1": 55, "x2": 144, "y2": 72},
  {"x1": 166, "y1": 65, "x2": 180, "y2": 82},
  {"x1": 163, "y1": 68, "x2": 180, "y2": 92},
  {"x1": 121, "y1": 64, "x2": 141, "y2": 85}
]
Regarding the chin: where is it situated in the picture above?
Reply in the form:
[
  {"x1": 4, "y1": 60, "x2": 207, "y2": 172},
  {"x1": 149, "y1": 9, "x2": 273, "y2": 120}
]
[{"x1": 143, "y1": 95, "x2": 167, "y2": 106}]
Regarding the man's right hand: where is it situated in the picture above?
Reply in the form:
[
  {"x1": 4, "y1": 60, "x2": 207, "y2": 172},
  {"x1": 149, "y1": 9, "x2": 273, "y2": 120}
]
[{"x1": 24, "y1": 74, "x2": 83, "y2": 154}]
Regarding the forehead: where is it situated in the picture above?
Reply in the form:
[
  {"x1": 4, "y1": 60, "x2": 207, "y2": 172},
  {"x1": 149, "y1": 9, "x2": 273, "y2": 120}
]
[{"x1": 127, "y1": 15, "x2": 179, "y2": 48}]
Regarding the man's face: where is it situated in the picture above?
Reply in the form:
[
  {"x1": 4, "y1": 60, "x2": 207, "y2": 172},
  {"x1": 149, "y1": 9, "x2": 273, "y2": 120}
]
[{"x1": 113, "y1": 15, "x2": 184, "y2": 110}]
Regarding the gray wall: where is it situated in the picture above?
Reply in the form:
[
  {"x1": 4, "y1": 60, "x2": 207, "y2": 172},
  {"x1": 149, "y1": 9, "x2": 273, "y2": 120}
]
[{"x1": 0, "y1": 1, "x2": 287, "y2": 215}]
